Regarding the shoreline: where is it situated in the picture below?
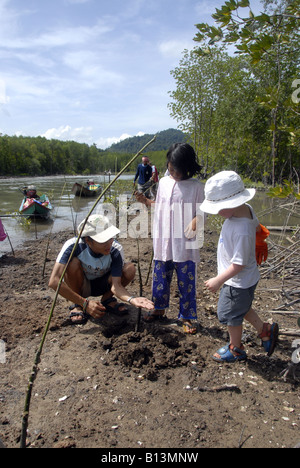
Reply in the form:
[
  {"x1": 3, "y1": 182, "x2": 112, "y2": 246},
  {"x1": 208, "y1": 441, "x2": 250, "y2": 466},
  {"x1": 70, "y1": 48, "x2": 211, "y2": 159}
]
[{"x1": 0, "y1": 172, "x2": 136, "y2": 181}]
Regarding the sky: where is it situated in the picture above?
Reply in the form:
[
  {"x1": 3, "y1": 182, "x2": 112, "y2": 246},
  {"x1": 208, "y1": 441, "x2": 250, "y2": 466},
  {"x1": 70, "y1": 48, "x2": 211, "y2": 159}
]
[{"x1": 0, "y1": 0, "x2": 264, "y2": 149}]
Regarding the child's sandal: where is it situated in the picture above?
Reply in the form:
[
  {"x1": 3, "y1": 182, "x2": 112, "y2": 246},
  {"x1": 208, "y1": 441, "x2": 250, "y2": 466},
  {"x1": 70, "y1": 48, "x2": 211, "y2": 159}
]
[
  {"x1": 213, "y1": 344, "x2": 247, "y2": 363},
  {"x1": 259, "y1": 323, "x2": 279, "y2": 357},
  {"x1": 177, "y1": 320, "x2": 197, "y2": 335}
]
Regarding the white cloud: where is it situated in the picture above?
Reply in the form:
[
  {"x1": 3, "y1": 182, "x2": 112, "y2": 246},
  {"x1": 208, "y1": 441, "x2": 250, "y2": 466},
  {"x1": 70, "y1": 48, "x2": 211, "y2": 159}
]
[
  {"x1": 62, "y1": 50, "x2": 124, "y2": 88},
  {"x1": 42, "y1": 125, "x2": 93, "y2": 142},
  {"x1": 0, "y1": 0, "x2": 19, "y2": 37},
  {"x1": 96, "y1": 132, "x2": 145, "y2": 150},
  {"x1": 158, "y1": 39, "x2": 194, "y2": 59},
  {"x1": 42, "y1": 127, "x2": 146, "y2": 149}
]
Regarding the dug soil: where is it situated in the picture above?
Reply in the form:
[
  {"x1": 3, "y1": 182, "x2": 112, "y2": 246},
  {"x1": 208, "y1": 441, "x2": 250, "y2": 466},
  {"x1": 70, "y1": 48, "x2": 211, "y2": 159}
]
[{"x1": 0, "y1": 229, "x2": 299, "y2": 449}]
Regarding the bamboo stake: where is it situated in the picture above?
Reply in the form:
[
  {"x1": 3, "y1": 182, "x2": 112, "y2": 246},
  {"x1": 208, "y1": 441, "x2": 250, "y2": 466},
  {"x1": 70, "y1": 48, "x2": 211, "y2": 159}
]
[
  {"x1": 269, "y1": 310, "x2": 300, "y2": 315},
  {"x1": 3, "y1": 227, "x2": 15, "y2": 257},
  {"x1": 20, "y1": 135, "x2": 157, "y2": 449},
  {"x1": 279, "y1": 329, "x2": 300, "y2": 337},
  {"x1": 144, "y1": 249, "x2": 154, "y2": 287},
  {"x1": 42, "y1": 182, "x2": 67, "y2": 278},
  {"x1": 135, "y1": 237, "x2": 143, "y2": 332}
]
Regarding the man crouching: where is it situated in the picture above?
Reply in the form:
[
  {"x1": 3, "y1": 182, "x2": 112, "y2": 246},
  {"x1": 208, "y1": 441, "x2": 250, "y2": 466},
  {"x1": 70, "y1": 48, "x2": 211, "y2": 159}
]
[{"x1": 49, "y1": 215, "x2": 154, "y2": 324}]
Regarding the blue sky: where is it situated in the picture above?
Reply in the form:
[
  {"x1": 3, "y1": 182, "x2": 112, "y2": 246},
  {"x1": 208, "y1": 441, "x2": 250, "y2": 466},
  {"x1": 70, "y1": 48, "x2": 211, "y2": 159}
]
[{"x1": 0, "y1": 0, "x2": 264, "y2": 149}]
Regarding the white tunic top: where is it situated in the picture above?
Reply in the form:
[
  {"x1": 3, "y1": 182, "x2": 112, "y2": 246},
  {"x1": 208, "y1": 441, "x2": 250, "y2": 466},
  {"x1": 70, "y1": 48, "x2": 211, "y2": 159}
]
[{"x1": 152, "y1": 176, "x2": 205, "y2": 263}]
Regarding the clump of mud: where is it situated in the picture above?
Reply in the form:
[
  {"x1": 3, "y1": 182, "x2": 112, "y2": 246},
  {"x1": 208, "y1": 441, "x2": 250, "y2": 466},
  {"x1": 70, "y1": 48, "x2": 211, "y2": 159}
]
[{"x1": 103, "y1": 327, "x2": 205, "y2": 381}]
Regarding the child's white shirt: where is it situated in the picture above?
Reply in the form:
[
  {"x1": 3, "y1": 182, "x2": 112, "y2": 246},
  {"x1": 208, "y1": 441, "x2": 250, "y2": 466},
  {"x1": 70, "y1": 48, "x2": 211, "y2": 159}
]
[
  {"x1": 152, "y1": 176, "x2": 205, "y2": 263},
  {"x1": 217, "y1": 204, "x2": 260, "y2": 288}
]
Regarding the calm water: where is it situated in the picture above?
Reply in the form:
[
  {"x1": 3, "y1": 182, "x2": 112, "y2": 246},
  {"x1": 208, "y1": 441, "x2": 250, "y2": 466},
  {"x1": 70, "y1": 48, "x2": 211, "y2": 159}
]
[
  {"x1": 0, "y1": 176, "x2": 299, "y2": 254},
  {"x1": 0, "y1": 174, "x2": 133, "y2": 254}
]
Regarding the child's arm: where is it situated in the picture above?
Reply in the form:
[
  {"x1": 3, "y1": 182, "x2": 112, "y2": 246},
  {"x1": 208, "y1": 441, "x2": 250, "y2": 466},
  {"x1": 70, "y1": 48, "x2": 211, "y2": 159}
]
[
  {"x1": 205, "y1": 263, "x2": 245, "y2": 293},
  {"x1": 135, "y1": 192, "x2": 155, "y2": 207},
  {"x1": 184, "y1": 215, "x2": 199, "y2": 239}
]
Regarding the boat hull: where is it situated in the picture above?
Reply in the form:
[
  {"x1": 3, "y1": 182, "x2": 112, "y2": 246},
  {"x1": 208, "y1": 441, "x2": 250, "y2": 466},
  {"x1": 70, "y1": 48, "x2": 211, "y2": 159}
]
[
  {"x1": 72, "y1": 183, "x2": 102, "y2": 198},
  {"x1": 19, "y1": 195, "x2": 52, "y2": 219}
]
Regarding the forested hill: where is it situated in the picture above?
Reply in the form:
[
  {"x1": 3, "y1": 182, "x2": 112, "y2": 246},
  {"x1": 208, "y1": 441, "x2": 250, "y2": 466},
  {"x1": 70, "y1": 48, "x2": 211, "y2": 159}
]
[{"x1": 107, "y1": 129, "x2": 186, "y2": 153}]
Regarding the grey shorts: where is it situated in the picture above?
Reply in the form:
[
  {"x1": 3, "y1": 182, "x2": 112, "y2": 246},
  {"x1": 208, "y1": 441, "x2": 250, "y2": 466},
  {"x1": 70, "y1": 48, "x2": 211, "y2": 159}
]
[{"x1": 217, "y1": 283, "x2": 258, "y2": 327}]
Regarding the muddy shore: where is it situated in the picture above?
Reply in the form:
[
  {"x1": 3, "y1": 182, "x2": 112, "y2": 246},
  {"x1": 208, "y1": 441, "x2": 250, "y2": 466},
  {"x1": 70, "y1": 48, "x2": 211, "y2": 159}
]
[{"x1": 0, "y1": 229, "x2": 299, "y2": 449}]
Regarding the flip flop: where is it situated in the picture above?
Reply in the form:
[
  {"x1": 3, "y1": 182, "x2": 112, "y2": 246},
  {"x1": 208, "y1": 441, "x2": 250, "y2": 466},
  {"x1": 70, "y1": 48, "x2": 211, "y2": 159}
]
[{"x1": 177, "y1": 320, "x2": 197, "y2": 335}]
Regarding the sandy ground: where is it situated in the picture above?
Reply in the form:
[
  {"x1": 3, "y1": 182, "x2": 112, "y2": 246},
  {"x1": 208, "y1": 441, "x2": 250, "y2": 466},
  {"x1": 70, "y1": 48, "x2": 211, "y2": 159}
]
[{"x1": 0, "y1": 229, "x2": 299, "y2": 449}]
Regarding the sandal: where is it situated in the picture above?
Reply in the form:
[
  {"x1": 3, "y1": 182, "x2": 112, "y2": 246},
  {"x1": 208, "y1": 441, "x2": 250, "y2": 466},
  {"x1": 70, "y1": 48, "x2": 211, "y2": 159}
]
[
  {"x1": 101, "y1": 297, "x2": 129, "y2": 316},
  {"x1": 213, "y1": 344, "x2": 247, "y2": 363},
  {"x1": 259, "y1": 323, "x2": 279, "y2": 357},
  {"x1": 177, "y1": 320, "x2": 197, "y2": 335},
  {"x1": 69, "y1": 305, "x2": 89, "y2": 325},
  {"x1": 143, "y1": 311, "x2": 166, "y2": 323}
]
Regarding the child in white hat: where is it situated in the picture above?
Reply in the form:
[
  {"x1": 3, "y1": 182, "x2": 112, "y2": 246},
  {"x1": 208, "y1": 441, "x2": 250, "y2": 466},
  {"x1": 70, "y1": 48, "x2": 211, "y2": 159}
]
[{"x1": 200, "y1": 171, "x2": 279, "y2": 363}]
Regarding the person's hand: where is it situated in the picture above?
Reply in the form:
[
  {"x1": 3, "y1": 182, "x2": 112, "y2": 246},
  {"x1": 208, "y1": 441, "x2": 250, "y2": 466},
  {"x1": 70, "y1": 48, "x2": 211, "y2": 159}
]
[
  {"x1": 130, "y1": 297, "x2": 154, "y2": 310},
  {"x1": 184, "y1": 219, "x2": 197, "y2": 239},
  {"x1": 135, "y1": 191, "x2": 150, "y2": 206},
  {"x1": 86, "y1": 300, "x2": 106, "y2": 319},
  {"x1": 205, "y1": 277, "x2": 222, "y2": 294},
  {"x1": 134, "y1": 191, "x2": 146, "y2": 203}
]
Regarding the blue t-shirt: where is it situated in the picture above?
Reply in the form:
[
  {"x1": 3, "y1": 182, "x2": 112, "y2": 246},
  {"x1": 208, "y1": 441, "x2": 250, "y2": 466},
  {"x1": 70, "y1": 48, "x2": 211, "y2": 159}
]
[
  {"x1": 56, "y1": 238, "x2": 124, "y2": 281},
  {"x1": 134, "y1": 164, "x2": 152, "y2": 185}
]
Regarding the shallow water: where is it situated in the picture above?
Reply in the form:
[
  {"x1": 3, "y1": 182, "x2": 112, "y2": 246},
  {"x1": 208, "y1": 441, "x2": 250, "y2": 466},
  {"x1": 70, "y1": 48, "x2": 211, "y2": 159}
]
[
  {"x1": 0, "y1": 174, "x2": 133, "y2": 254},
  {"x1": 0, "y1": 176, "x2": 299, "y2": 255}
]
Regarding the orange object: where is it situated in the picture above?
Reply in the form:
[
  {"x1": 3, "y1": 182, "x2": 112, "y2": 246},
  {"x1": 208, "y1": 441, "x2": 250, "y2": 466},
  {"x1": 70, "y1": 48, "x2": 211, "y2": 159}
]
[{"x1": 256, "y1": 224, "x2": 270, "y2": 265}]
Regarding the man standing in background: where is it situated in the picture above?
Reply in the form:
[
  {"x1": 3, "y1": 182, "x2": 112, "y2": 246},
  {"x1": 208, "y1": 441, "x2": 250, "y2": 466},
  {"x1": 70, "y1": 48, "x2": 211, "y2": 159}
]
[{"x1": 134, "y1": 156, "x2": 153, "y2": 196}]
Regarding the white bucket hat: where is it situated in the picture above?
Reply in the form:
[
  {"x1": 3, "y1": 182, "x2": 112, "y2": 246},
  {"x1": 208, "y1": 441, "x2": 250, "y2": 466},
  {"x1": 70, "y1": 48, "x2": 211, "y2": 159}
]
[
  {"x1": 200, "y1": 171, "x2": 256, "y2": 215},
  {"x1": 77, "y1": 215, "x2": 120, "y2": 243}
]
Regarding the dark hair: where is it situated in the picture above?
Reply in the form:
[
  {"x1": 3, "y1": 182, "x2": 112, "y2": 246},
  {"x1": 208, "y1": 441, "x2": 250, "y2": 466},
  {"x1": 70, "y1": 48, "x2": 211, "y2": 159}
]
[{"x1": 166, "y1": 143, "x2": 202, "y2": 180}]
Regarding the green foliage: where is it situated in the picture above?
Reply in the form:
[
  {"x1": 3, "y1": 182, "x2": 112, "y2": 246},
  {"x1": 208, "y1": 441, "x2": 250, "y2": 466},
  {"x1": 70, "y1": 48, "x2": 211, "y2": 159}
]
[
  {"x1": 0, "y1": 135, "x2": 106, "y2": 176},
  {"x1": 168, "y1": 48, "x2": 292, "y2": 182},
  {"x1": 170, "y1": 0, "x2": 300, "y2": 185},
  {"x1": 267, "y1": 180, "x2": 300, "y2": 199},
  {"x1": 0, "y1": 131, "x2": 182, "y2": 177}
]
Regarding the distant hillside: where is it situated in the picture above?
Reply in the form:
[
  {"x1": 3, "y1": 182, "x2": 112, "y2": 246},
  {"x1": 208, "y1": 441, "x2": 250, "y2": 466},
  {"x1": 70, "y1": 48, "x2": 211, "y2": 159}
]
[{"x1": 106, "y1": 128, "x2": 186, "y2": 153}]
